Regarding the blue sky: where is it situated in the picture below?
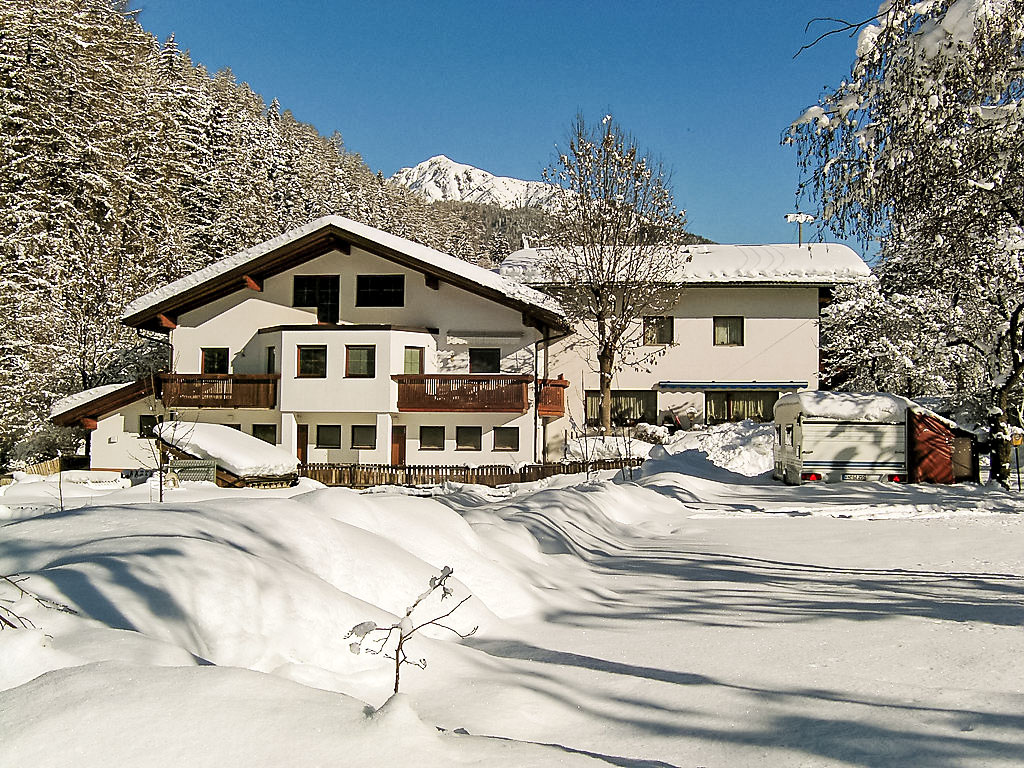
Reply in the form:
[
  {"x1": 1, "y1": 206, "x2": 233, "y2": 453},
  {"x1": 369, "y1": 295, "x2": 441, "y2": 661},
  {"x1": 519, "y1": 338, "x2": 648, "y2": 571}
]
[{"x1": 136, "y1": 0, "x2": 880, "y2": 250}]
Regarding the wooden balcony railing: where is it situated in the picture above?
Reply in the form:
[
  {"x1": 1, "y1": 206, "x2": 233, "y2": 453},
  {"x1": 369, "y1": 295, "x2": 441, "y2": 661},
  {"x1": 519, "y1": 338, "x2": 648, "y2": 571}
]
[
  {"x1": 158, "y1": 374, "x2": 279, "y2": 409},
  {"x1": 392, "y1": 374, "x2": 532, "y2": 413},
  {"x1": 537, "y1": 377, "x2": 571, "y2": 418}
]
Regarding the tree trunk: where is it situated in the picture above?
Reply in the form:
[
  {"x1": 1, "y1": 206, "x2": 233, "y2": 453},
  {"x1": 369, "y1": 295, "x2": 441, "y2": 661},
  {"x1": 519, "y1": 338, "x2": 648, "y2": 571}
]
[
  {"x1": 598, "y1": 345, "x2": 615, "y2": 432},
  {"x1": 990, "y1": 389, "x2": 1012, "y2": 486}
]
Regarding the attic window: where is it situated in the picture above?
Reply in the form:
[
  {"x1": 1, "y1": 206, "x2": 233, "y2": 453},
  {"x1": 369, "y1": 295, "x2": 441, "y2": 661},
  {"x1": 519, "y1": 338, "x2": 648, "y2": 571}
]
[
  {"x1": 356, "y1": 274, "x2": 404, "y2": 307},
  {"x1": 293, "y1": 275, "x2": 339, "y2": 323}
]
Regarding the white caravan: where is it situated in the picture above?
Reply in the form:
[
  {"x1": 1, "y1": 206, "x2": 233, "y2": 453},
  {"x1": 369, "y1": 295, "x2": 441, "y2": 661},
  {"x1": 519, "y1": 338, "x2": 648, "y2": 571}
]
[{"x1": 773, "y1": 392, "x2": 910, "y2": 484}]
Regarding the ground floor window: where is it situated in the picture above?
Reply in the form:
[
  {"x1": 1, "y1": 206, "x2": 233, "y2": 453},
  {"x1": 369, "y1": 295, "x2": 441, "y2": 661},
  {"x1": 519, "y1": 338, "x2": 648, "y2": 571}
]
[
  {"x1": 705, "y1": 390, "x2": 779, "y2": 424},
  {"x1": 316, "y1": 424, "x2": 341, "y2": 448},
  {"x1": 585, "y1": 390, "x2": 658, "y2": 426},
  {"x1": 493, "y1": 426, "x2": 519, "y2": 451},
  {"x1": 419, "y1": 425, "x2": 445, "y2": 450},
  {"x1": 252, "y1": 424, "x2": 277, "y2": 444},
  {"x1": 456, "y1": 426, "x2": 482, "y2": 450},
  {"x1": 351, "y1": 425, "x2": 376, "y2": 449}
]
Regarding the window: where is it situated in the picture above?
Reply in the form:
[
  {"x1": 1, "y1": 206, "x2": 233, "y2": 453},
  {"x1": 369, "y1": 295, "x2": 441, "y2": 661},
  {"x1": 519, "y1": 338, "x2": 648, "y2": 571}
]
[
  {"x1": 706, "y1": 390, "x2": 779, "y2": 424},
  {"x1": 293, "y1": 275, "x2": 340, "y2": 323},
  {"x1": 297, "y1": 345, "x2": 328, "y2": 378},
  {"x1": 785, "y1": 425, "x2": 794, "y2": 446},
  {"x1": 356, "y1": 274, "x2": 404, "y2": 307},
  {"x1": 585, "y1": 390, "x2": 657, "y2": 426},
  {"x1": 351, "y1": 425, "x2": 376, "y2": 449},
  {"x1": 316, "y1": 424, "x2": 341, "y2": 449},
  {"x1": 469, "y1": 348, "x2": 501, "y2": 373},
  {"x1": 346, "y1": 345, "x2": 376, "y2": 378},
  {"x1": 713, "y1": 316, "x2": 744, "y2": 346},
  {"x1": 139, "y1": 415, "x2": 159, "y2": 439},
  {"x1": 265, "y1": 346, "x2": 276, "y2": 375},
  {"x1": 493, "y1": 427, "x2": 519, "y2": 452},
  {"x1": 404, "y1": 346, "x2": 425, "y2": 375},
  {"x1": 221, "y1": 423, "x2": 242, "y2": 430},
  {"x1": 456, "y1": 426, "x2": 482, "y2": 451},
  {"x1": 253, "y1": 424, "x2": 277, "y2": 444},
  {"x1": 201, "y1": 347, "x2": 229, "y2": 374},
  {"x1": 419, "y1": 426, "x2": 445, "y2": 450},
  {"x1": 643, "y1": 316, "x2": 674, "y2": 345}
]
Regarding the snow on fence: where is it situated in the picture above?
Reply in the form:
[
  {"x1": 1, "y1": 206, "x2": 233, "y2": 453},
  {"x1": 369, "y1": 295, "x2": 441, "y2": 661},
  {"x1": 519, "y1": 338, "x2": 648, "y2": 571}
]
[{"x1": 299, "y1": 458, "x2": 645, "y2": 488}]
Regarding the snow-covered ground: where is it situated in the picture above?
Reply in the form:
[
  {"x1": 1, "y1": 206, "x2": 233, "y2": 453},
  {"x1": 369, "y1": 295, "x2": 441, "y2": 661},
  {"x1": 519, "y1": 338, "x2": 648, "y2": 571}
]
[{"x1": 3, "y1": 423, "x2": 1024, "y2": 766}]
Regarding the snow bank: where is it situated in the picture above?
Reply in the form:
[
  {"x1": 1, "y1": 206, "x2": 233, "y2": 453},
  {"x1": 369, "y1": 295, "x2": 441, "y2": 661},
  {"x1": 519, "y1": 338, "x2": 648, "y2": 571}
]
[
  {"x1": 1, "y1": 664, "x2": 598, "y2": 768},
  {"x1": 774, "y1": 391, "x2": 913, "y2": 422},
  {"x1": 660, "y1": 420, "x2": 775, "y2": 477},
  {"x1": 563, "y1": 434, "x2": 656, "y2": 461},
  {"x1": 155, "y1": 421, "x2": 299, "y2": 476}
]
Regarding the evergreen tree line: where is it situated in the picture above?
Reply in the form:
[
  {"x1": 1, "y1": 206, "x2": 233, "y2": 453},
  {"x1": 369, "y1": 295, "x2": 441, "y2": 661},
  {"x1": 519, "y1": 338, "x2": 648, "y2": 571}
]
[{"x1": 0, "y1": 0, "x2": 551, "y2": 467}]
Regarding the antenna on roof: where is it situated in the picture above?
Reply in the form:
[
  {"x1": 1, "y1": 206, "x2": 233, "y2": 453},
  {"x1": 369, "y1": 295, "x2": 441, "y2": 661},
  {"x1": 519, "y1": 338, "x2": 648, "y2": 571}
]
[{"x1": 785, "y1": 213, "x2": 815, "y2": 246}]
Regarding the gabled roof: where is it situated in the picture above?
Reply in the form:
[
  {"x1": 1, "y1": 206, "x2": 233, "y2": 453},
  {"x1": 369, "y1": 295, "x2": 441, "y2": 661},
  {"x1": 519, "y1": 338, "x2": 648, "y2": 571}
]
[
  {"x1": 50, "y1": 379, "x2": 155, "y2": 427},
  {"x1": 122, "y1": 216, "x2": 569, "y2": 333},
  {"x1": 499, "y1": 242, "x2": 871, "y2": 286}
]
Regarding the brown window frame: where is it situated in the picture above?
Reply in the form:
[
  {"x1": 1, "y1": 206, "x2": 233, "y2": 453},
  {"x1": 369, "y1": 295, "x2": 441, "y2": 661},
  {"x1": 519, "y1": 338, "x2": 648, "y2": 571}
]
[
  {"x1": 643, "y1": 316, "x2": 674, "y2": 345},
  {"x1": 345, "y1": 345, "x2": 376, "y2": 378},
  {"x1": 404, "y1": 346, "x2": 425, "y2": 375},
  {"x1": 316, "y1": 424, "x2": 342, "y2": 449},
  {"x1": 296, "y1": 345, "x2": 328, "y2": 378},
  {"x1": 419, "y1": 425, "x2": 445, "y2": 450},
  {"x1": 201, "y1": 347, "x2": 229, "y2": 374}
]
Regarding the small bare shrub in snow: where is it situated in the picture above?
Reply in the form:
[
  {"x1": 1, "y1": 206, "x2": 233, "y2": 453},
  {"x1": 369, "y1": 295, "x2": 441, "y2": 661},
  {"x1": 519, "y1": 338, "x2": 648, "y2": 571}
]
[
  {"x1": 345, "y1": 566, "x2": 478, "y2": 694},
  {"x1": 0, "y1": 574, "x2": 76, "y2": 630},
  {"x1": 632, "y1": 422, "x2": 670, "y2": 444}
]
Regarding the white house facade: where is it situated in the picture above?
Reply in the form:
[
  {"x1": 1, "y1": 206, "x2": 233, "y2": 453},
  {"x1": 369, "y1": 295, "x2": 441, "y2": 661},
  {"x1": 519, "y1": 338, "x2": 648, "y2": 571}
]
[
  {"x1": 52, "y1": 217, "x2": 571, "y2": 472},
  {"x1": 499, "y1": 242, "x2": 871, "y2": 448}
]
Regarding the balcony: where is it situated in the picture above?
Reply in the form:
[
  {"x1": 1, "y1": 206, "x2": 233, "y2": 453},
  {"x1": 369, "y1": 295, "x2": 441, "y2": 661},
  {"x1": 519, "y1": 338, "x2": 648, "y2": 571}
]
[
  {"x1": 537, "y1": 377, "x2": 570, "y2": 419},
  {"x1": 158, "y1": 374, "x2": 279, "y2": 409},
  {"x1": 393, "y1": 374, "x2": 532, "y2": 413}
]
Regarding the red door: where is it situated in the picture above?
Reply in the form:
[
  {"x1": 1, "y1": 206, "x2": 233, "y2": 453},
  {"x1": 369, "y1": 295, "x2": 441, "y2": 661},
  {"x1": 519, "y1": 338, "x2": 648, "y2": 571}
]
[
  {"x1": 296, "y1": 424, "x2": 309, "y2": 465},
  {"x1": 391, "y1": 425, "x2": 406, "y2": 466}
]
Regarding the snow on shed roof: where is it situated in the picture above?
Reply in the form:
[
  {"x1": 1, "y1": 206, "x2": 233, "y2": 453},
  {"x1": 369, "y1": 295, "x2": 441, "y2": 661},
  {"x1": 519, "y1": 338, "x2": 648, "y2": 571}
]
[
  {"x1": 122, "y1": 216, "x2": 567, "y2": 330},
  {"x1": 155, "y1": 422, "x2": 299, "y2": 477},
  {"x1": 499, "y1": 242, "x2": 870, "y2": 285}
]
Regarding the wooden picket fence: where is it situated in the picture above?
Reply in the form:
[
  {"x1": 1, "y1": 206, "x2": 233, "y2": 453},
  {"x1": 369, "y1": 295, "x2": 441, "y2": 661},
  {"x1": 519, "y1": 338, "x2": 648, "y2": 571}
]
[{"x1": 299, "y1": 457, "x2": 645, "y2": 488}]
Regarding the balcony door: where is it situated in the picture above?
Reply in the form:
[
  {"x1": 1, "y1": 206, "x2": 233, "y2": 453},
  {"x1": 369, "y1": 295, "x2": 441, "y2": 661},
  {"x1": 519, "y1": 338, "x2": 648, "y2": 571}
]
[
  {"x1": 391, "y1": 425, "x2": 406, "y2": 466},
  {"x1": 296, "y1": 424, "x2": 308, "y2": 464}
]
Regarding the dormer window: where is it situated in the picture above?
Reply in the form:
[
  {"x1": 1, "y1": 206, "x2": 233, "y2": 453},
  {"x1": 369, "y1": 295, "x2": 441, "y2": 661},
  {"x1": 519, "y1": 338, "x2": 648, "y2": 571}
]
[
  {"x1": 293, "y1": 275, "x2": 339, "y2": 323},
  {"x1": 356, "y1": 274, "x2": 404, "y2": 307}
]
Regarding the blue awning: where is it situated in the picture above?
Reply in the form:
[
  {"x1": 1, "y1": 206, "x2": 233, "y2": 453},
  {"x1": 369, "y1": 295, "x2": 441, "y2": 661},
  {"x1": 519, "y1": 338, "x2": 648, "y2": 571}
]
[{"x1": 657, "y1": 381, "x2": 807, "y2": 391}]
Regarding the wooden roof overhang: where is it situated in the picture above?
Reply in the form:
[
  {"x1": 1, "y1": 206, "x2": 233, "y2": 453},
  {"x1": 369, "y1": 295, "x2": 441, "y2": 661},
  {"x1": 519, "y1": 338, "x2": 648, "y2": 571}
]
[
  {"x1": 50, "y1": 378, "x2": 155, "y2": 429},
  {"x1": 123, "y1": 222, "x2": 570, "y2": 335}
]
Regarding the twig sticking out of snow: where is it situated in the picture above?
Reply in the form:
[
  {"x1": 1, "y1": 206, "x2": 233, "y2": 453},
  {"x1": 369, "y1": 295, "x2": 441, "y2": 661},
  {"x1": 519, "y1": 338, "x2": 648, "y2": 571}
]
[
  {"x1": 344, "y1": 566, "x2": 478, "y2": 694},
  {"x1": 0, "y1": 574, "x2": 77, "y2": 630}
]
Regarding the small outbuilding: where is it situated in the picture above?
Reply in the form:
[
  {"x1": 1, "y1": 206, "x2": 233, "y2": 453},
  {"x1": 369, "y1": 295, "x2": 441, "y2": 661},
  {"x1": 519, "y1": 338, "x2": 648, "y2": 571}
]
[{"x1": 773, "y1": 391, "x2": 979, "y2": 485}]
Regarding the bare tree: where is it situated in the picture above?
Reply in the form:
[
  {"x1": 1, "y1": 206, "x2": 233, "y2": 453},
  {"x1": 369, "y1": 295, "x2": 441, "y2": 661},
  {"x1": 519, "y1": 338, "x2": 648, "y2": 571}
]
[
  {"x1": 345, "y1": 566, "x2": 477, "y2": 695},
  {"x1": 542, "y1": 114, "x2": 690, "y2": 431}
]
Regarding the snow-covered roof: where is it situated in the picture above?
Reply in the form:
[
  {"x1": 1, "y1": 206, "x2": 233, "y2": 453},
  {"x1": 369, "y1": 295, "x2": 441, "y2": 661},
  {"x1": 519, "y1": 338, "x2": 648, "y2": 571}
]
[
  {"x1": 50, "y1": 383, "x2": 136, "y2": 420},
  {"x1": 122, "y1": 216, "x2": 567, "y2": 329},
  {"x1": 155, "y1": 422, "x2": 299, "y2": 477},
  {"x1": 499, "y1": 243, "x2": 870, "y2": 285}
]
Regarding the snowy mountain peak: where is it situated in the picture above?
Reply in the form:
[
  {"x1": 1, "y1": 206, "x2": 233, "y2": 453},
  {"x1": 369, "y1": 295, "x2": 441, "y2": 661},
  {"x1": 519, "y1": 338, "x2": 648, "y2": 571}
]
[{"x1": 391, "y1": 155, "x2": 556, "y2": 209}]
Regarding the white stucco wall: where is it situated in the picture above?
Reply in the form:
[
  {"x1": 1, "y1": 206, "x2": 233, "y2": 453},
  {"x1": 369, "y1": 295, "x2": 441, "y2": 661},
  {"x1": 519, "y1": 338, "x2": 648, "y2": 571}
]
[
  {"x1": 542, "y1": 285, "x2": 822, "y2": 443},
  {"x1": 88, "y1": 399, "x2": 162, "y2": 471}
]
